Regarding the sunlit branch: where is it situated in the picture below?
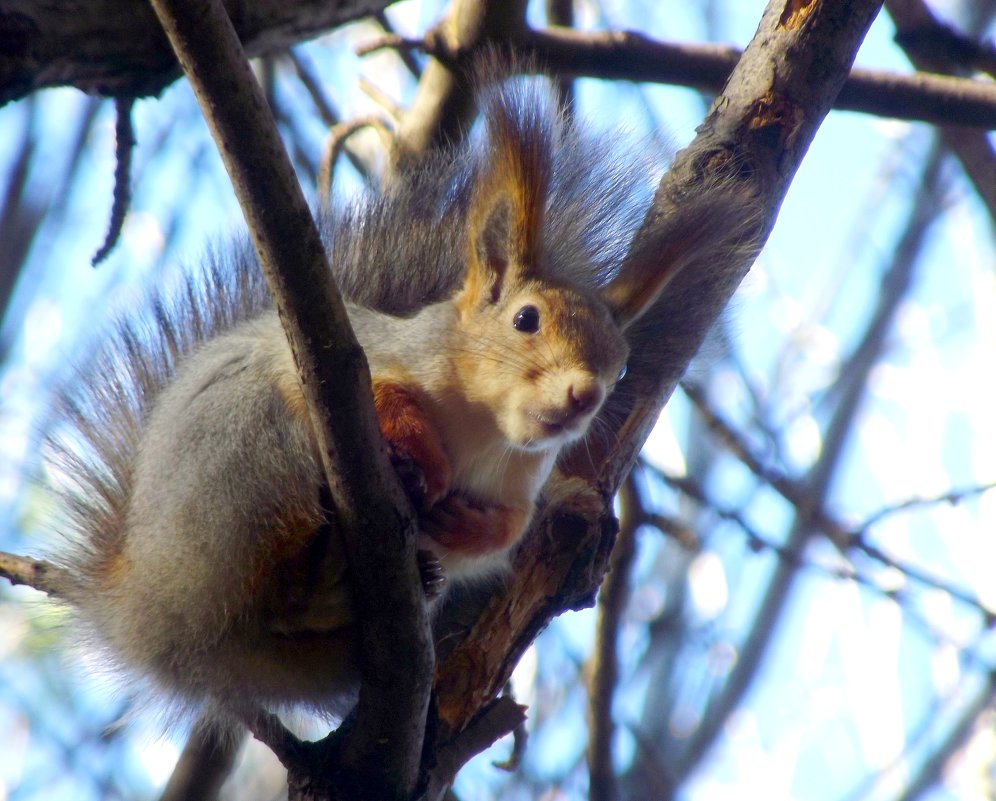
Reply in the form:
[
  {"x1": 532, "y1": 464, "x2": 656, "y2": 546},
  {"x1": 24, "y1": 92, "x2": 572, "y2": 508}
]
[{"x1": 0, "y1": 552, "x2": 68, "y2": 597}]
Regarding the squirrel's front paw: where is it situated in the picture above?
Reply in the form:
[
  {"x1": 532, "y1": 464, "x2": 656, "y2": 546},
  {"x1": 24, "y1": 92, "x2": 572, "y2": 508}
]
[
  {"x1": 374, "y1": 381, "x2": 451, "y2": 509},
  {"x1": 389, "y1": 448, "x2": 430, "y2": 509},
  {"x1": 386, "y1": 440, "x2": 450, "y2": 510},
  {"x1": 420, "y1": 495, "x2": 527, "y2": 556}
]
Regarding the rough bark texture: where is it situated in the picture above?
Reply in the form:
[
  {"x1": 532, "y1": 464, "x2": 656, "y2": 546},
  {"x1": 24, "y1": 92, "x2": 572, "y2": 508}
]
[
  {"x1": 428, "y1": 0, "x2": 886, "y2": 772},
  {"x1": 147, "y1": 0, "x2": 432, "y2": 798},
  {"x1": 0, "y1": 0, "x2": 396, "y2": 105}
]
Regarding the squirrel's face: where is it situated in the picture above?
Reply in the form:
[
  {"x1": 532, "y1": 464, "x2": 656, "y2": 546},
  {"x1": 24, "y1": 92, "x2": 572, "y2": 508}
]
[{"x1": 454, "y1": 284, "x2": 629, "y2": 452}]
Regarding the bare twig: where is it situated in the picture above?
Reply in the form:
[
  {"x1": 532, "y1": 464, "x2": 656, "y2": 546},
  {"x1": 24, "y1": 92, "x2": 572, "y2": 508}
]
[
  {"x1": 428, "y1": 696, "x2": 528, "y2": 800},
  {"x1": 680, "y1": 380, "x2": 850, "y2": 549},
  {"x1": 858, "y1": 483, "x2": 996, "y2": 530},
  {"x1": 286, "y1": 49, "x2": 341, "y2": 128},
  {"x1": 286, "y1": 51, "x2": 377, "y2": 187},
  {"x1": 491, "y1": 685, "x2": 528, "y2": 772},
  {"x1": 91, "y1": 96, "x2": 135, "y2": 266},
  {"x1": 673, "y1": 385, "x2": 996, "y2": 618},
  {"x1": 655, "y1": 466, "x2": 995, "y2": 675},
  {"x1": 356, "y1": 34, "x2": 425, "y2": 59},
  {"x1": 372, "y1": 11, "x2": 423, "y2": 78},
  {"x1": 0, "y1": 551, "x2": 69, "y2": 597},
  {"x1": 318, "y1": 115, "x2": 394, "y2": 200},
  {"x1": 358, "y1": 78, "x2": 405, "y2": 122}
]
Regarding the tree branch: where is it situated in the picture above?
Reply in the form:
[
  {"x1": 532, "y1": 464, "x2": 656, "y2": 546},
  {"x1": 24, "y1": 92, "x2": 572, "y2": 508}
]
[
  {"x1": 0, "y1": 0, "x2": 396, "y2": 106},
  {"x1": 371, "y1": 23, "x2": 996, "y2": 129},
  {"x1": 144, "y1": 0, "x2": 432, "y2": 797},
  {"x1": 0, "y1": 551, "x2": 68, "y2": 597},
  {"x1": 587, "y1": 474, "x2": 640, "y2": 801},
  {"x1": 157, "y1": 719, "x2": 244, "y2": 801},
  {"x1": 430, "y1": 0, "x2": 886, "y2": 776},
  {"x1": 390, "y1": 0, "x2": 529, "y2": 169},
  {"x1": 427, "y1": 696, "x2": 528, "y2": 800},
  {"x1": 885, "y1": 0, "x2": 996, "y2": 219}
]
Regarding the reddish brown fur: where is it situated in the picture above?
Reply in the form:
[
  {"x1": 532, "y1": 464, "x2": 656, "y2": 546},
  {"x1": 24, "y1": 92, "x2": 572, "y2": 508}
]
[
  {"x1": 373, "y1": 378, "x2": 451, "y2": 507},
  {"x1": 422, "y1": 497, "x2": 527, "y2": 556}
]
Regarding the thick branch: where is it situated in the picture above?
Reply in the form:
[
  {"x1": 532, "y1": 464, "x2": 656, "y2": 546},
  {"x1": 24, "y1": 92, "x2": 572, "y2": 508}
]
[
  {"x1": 0, "y1": 0, "x2": 395, "y2": 106},
  {"x1": 145, "y1": 0, "x2": 431, "y2": 797},
  {"x1": 431, "y1": 0, "x2": 885, "y2": 762}
]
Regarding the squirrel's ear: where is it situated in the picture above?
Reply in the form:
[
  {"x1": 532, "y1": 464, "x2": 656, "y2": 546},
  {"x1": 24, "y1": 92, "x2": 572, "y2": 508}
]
[
  {"x1": 457, "y1": 91, "x2": 551, "y2": 311},
  {"x1": 600, "y1": 237, "x2": 688, "y2": 328},
  {"x1": 602, "y1": 188, "x2": 759, "y2": 328},
  {"x1": 464, "y1": 193, "x2": 521, "y2": 306}
]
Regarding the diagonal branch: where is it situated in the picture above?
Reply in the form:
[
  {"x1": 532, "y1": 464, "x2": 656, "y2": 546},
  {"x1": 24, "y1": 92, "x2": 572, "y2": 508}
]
[
  {"x1": 144, "y1": 0, "x2": 432, "y2": 797},
  {"x1": 430, "y1": 0, "x2": 887, "y2": 778}
]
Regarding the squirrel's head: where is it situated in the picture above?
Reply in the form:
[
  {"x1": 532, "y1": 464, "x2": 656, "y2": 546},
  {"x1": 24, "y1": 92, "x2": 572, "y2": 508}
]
[
  {"x1": 453, "y1": 277, "x2": 629, "y2": 451},
  {"x1": 450, "y1": 87, "x2": 687, "y2": 452}
]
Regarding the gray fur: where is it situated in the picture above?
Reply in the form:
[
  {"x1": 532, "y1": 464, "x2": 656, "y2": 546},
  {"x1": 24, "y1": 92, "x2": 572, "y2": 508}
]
[{"x1": 45, "y1": 79, "x2": 665, "y2": 722}]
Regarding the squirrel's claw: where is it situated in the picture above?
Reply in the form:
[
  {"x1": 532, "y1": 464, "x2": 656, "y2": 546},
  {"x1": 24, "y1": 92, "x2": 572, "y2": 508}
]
[{"x1": 417, "y1": 549, "x2": 447, "y2": 598}]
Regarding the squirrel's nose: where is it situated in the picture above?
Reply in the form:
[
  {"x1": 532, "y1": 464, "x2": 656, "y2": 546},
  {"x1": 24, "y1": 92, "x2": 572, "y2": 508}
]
[{"x1": 567, "y1": 380, "x2": 603, "y2": 416}]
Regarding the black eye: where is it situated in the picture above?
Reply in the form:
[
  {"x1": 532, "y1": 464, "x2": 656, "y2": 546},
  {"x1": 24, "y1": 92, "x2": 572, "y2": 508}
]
[
  {"x1": 513, "y1": 305, "x2": 540, "y2": 334},
  {"x1": 616, "y1": 363, "x2": 628, "y2": 382}
]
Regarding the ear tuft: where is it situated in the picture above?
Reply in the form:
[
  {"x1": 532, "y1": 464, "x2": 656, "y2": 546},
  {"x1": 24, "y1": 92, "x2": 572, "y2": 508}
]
[
  {"x1": 603, "y1": 184, "x2": 762, "y2": 328},
  {"x1": 458, "y1": 81, "x2": 556, "y2": 309}
]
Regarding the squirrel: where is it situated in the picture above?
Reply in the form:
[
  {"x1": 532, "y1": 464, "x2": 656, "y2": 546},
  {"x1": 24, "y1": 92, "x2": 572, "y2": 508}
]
[{"x1": 43, "y1": 77, "x2": 726, "y2": 726}]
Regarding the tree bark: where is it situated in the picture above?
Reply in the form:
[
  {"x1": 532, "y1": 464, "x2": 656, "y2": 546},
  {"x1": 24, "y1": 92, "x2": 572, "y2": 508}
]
[
  {"x1": 429, "y1": 0, "x2": 886, "y2": 783},
  {"x1": 0, "y1": 0, "x2": 396, "y2": 105},
  {"x1": 146, "y1": 0, "x2": 433, "y2": 798}
]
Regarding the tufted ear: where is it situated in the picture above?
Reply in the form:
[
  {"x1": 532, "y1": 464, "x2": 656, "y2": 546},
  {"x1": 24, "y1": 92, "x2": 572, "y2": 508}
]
[
  {"x1": 602, "y1": 187, "x2": 760, "y2": 328},
  {"x1": 456, "y1": 87, "x2": 553, "y2": 313},
  {"x1": 599, "y1": 228, "x2": 692, "y2": 328}
]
